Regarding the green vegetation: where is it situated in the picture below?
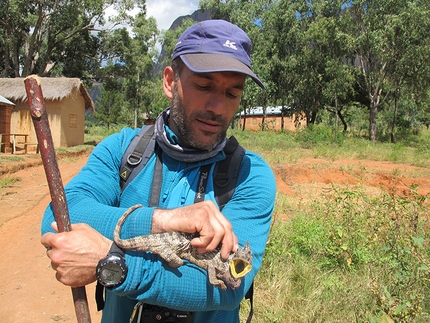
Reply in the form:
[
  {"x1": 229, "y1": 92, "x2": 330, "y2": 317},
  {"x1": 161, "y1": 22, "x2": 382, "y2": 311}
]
[
  {"x1": 83, "y1": 124, "x2": 130, "y2": 145},
  {"x1": 234, "y1": 127, "x2": 430, "y2": 323},
  {"x1": 228, "y1": 127, "x2": 430, "y2": 168},
  {"x1": 0, "y1": 156, "x2": 23, "y2": 167},
  {"x1": 55, "y1": 144, "x2": 95, "y2": 156},
  {"x1": 246, "y1": 188, "x2": 430, "y2": 323},
  {"x1": 0, "y1": 177, "x2": 20, "y2": 189}
]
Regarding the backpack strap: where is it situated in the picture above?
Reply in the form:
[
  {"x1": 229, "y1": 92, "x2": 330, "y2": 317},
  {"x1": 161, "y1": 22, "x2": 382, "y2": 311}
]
[
  {"x1": 213, "y1": 136, "x2": 245, "y2": 210},
  {"x1": 149, "y1": 148, "x2": 163, "y2": 207},
  {"x1": 214, "y1": 136, "x2": 254, "y2": 322},
  {"x1": 245, "y1": 281, "x2": 254, "y2": 323},
  {"x1": 119, "y1": 125, "x2": 156, "y2": 193}
]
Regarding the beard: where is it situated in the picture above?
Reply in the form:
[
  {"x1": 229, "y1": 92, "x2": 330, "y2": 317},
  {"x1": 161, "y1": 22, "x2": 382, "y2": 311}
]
[{"x1": 170, "y1": 85, "x2": 229, "y2": 151}]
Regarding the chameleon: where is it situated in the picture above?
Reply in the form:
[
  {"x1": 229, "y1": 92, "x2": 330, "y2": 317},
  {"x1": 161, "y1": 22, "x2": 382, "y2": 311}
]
[{"x1": 113, "y1": 204, "x2": 253, "y2": 290}]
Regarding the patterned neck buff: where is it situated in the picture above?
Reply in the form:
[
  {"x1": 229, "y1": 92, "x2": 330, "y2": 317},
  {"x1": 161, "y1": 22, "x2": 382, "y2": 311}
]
[{"x1": 154, "y1": 108, "x2": 226, "y2": 163}]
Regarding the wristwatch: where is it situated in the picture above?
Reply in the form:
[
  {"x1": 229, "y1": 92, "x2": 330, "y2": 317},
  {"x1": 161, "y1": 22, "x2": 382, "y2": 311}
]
[{"x1": 96, "y1": 242, "x2": 128, "y2": 288}]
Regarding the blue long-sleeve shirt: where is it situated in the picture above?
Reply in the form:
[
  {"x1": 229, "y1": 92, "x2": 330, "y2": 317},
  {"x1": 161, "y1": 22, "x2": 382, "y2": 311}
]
[{"x1": 41, "y1": 126, "x2": 276, "y2": 323}]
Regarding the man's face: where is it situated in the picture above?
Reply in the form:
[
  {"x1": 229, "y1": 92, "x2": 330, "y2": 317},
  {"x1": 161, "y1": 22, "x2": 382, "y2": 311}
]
[{"x1": 167, "y1": 66, "x2": 246, "y2": 151}]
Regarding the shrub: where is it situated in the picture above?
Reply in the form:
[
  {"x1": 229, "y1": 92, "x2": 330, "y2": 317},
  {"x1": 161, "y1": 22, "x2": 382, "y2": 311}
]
[{"x1": 251, "y1": 187, "x2": 430, "y2": 322}]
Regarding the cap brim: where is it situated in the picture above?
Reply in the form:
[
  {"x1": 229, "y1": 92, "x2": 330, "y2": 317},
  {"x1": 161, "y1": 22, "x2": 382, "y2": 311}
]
[{"x1": 181, "y1": 53, "x2": 265, "y2": 89}]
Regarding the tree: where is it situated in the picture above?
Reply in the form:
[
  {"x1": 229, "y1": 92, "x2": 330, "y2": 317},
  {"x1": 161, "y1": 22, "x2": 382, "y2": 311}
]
[
  {"x1": 0, "y1": 0, "x2": 146, "y2": 78},
  {"x1": 384, "y1": 1, "x2": 430, "y2": 142},
  {"x1": 260, "y1": 0, "x2": 298, "y2": 130},
  {"x1": 96, "y1": 13, "x2": 159, "y2": 128},
  {"x1": 270, "y1": 0, "x2": 330, "y2": 126},
  {"x1": 344, "y1": 0, "x2": 430, "y2": 142},
  {"x1": 94, "y1": 69, "x2": 127, "y2": 128},
  {"x1": 306, "y1": 1, "x2": 355, "y2": 132},
  {"x1": 123, "y1": 14, "x2": 159, "y2": 127}
]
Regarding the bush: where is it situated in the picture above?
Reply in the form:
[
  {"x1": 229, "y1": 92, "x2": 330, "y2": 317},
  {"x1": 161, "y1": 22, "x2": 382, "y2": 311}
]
[
  {"x1": 295, "y1": 124, "x2": 346, "y2": 148},
  {"x1": 252, "y1": 187, "x2": 430, "y2": 322}
]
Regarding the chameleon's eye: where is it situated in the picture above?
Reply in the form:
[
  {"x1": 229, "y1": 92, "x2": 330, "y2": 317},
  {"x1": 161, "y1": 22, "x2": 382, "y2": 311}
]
[{"x1": 229, "y1": 258, "x2": 252, "y2": 278}]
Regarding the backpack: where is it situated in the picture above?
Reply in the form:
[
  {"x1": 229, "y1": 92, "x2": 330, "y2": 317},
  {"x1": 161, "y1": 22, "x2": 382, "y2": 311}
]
[{"x1": 103, "y1": 125, "x2": 254, "y2": 322}]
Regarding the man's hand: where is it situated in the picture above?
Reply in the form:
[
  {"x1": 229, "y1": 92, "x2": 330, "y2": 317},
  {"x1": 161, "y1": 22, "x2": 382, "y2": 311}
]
[
  {"x1": 41, "y1": 223, "x2": 111, "y2": 288},
  {"x1": 152, "y1": 200, "x2": 238, "y2": 260}
]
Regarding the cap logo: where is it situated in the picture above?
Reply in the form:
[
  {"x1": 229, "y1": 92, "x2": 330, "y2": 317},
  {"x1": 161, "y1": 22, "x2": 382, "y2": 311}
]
[{"x1": 223, "y1": 40, "x2": 237, "y2": 50}]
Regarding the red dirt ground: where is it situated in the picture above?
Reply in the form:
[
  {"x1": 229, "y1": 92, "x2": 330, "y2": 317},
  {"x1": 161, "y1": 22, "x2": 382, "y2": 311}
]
[{"x1": 0, "y1": 151, "x2": 429, "y2": 323}]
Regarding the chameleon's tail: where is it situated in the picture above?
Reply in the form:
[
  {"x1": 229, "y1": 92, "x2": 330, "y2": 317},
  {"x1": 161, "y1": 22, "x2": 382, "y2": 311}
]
[{"x1": 113, "y1": 204, "x2": 143, "y2": 247}]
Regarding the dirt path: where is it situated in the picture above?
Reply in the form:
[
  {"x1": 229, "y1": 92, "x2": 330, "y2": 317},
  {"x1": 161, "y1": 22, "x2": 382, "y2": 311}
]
[
  {"x1": 0, "y1": 152, "x2": 429, "y2": 323},
  {"x1": 0, "y1": 153, "x2": 102, "y2": 323}
]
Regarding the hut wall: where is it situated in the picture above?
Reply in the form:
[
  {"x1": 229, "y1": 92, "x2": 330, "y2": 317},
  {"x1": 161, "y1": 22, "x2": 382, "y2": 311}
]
[
  {"x1": 58, "y1": 87, "x2": 85, "y2": 147},
  {"x1": 0, "y1": 105, "x2": 13, "y2": 133},
  {"x1": 10, "y1": 89, "x2": 85, "y2": 149},
  {"x1": 0, "y1": 105, "x2": 13, "y2": 152},
  {"x1": 237, "y1": 113, "x2": 302, "y2": 131}
]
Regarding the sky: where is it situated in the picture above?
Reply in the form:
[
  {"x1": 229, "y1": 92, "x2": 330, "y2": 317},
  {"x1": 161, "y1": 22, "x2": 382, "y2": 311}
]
[{"x1": 146, "y1": 0, "x2": 200, "y2": 31}]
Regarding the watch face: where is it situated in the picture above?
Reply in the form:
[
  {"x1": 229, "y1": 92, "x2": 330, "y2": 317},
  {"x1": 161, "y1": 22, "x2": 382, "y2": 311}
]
[
  {"x1": 100, "y1": 263, "x2": 124, "y2": 284},
  {"x1": 97, "y1": 247, "x2": 127, "y2": 287}
]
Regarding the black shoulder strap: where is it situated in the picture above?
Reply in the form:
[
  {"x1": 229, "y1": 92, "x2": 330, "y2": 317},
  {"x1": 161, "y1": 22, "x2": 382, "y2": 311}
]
[
  {"x1": 245, "y1": 281, "x2": 254, "y2": 323},
  {"x1": 216, "y1": 137, "x2": 254, "y2": 322},
  {"x1": 214, "y1": 137, "x2": 254, "y2": 323},
  {"x1": 120, "y1": 125, "x2": 156, "y2": 193},
  {"x1": 214, "y1": 136, "x2": 245, "y2": 210}
]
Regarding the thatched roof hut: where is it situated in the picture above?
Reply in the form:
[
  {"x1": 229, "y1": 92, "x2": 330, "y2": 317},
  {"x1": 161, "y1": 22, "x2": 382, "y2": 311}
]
[
  {"x1": 0, "y1": 77, "x2": 93, "y2": 152},
  {"x1": 0, "y1": 77, "x2": 94, "y2": 112}
]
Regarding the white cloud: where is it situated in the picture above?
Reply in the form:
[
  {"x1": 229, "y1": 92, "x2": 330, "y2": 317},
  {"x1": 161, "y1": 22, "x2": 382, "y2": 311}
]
[{"x1": 146, "y1": 0, "x2": 200, "y2": 31}]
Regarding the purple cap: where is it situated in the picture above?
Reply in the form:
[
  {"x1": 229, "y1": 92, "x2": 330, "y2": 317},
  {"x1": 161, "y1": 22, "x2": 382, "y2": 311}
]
[{"x1": 172, "y1": 20, "x2": 264, "y2": 89}]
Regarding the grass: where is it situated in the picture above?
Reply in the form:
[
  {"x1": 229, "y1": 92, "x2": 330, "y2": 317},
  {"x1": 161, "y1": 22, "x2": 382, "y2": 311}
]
[
  {"x1": 239, "y1": 187, "x2": 430, "y2": 322},
  {"x1": 0, "y1": 177, "x2": 20, "y2": 189},
  {"x1": 235, "y1": 126, "x2": 430, "y2": 323},
  {"x1": 0, "y1": 155, "x2": 24, "y2": 167},
  {"x1": 84, "y1": 124, "x2": 127, "y2": 145},
  {"x1": 228, "y1": 126, "x2": 430, "y2": 168},
  {"x1": 55, "y1": 144, "x2": 95, "y2": 156},
  {"x1": 0, "y1": 143, "x2": 94, "y2": 177}
]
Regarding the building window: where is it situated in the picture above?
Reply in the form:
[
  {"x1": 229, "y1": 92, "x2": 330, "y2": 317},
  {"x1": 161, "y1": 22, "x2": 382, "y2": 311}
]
[{"x1": 69, "y1": 114, "x2": 77, "y2": 128}]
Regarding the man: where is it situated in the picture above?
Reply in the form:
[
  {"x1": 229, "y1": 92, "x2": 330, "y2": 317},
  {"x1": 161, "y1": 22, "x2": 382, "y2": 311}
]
[{"x1": 41, "y1": 20, "x2": 276, "y2": 322}]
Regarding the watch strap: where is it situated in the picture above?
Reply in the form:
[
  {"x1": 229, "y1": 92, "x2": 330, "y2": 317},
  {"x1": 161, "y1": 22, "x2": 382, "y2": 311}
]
[
  {"x1": 108, "y1": 241, "x2": 125, "y2": 257},
  {"x1": 95, "y1": 243, "x2": 126, "y2": 311},
  {"x1": 96, "y1": 281, "x2": 105, "y2": 311}
]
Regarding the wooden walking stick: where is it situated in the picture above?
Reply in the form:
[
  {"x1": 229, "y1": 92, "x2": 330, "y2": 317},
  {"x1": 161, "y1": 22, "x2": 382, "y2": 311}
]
[{"x1": 24, "y1": 75, "x2": 92, "y2": 323}]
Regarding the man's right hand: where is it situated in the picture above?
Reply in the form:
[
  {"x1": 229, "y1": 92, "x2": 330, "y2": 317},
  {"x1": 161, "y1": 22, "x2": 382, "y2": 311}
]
[
  {"x1": 41, "y1": 222, "x2": 111, "y2": 288},
  {"x1": 152, "y1": 200, "x2": 238, "y2": 260}
]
